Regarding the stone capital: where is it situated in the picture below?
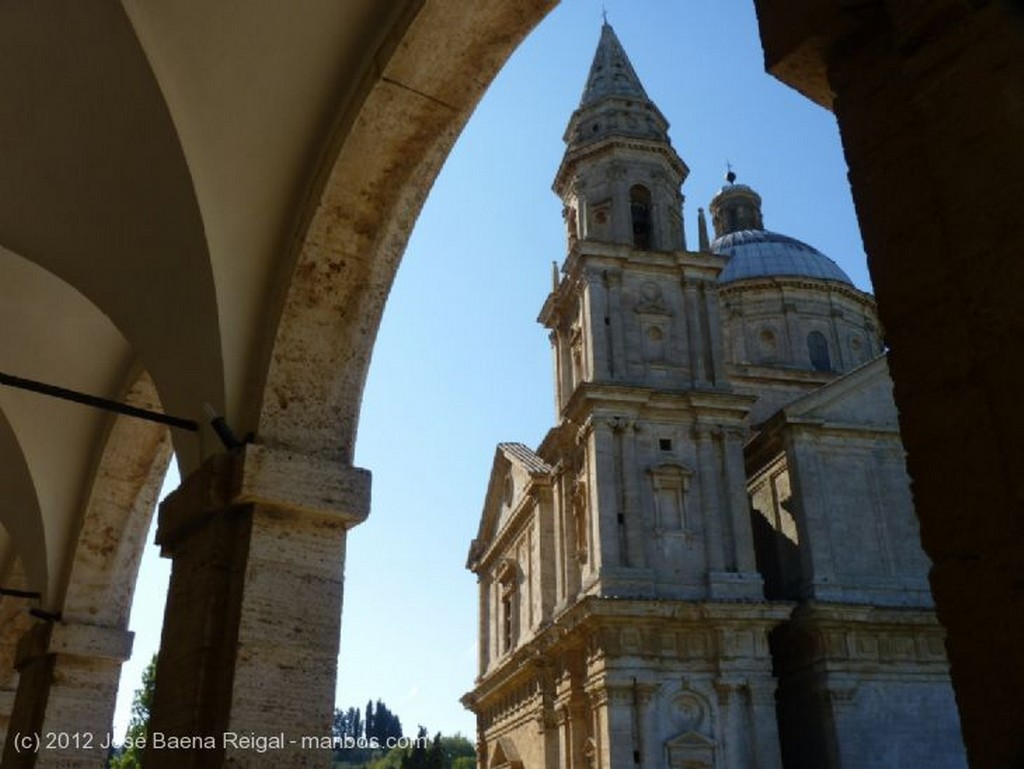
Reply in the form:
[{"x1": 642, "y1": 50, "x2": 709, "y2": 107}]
[
  {"x1": 157, "y1": 443, "x2": 370, "y2": 551},
  {"x1": 712, "y1": 677, "x2": 748, "y2": 703},
  {"x1": 15, "y1": 621, "x2": 133, "y2": 668}
]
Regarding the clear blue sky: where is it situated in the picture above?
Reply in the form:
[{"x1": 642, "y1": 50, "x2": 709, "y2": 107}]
[{"x1": 114, "y1": 0, "x2": 867, "y2": 742}]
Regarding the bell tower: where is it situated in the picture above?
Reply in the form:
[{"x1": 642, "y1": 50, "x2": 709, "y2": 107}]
[
  {"x1": 467, "y1": 23, "x2": 788, "y2": 769},
  {"x1": 554, "y1": 22, "x2": 689, "y2": 252},
  {"x1": 538, "y1": 22, "x2": 763, "y2": 603}
]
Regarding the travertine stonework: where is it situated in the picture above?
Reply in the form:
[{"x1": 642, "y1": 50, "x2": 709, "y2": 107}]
[{"x1": 464, "y1": 23, "x2": 966, "y2": 769}]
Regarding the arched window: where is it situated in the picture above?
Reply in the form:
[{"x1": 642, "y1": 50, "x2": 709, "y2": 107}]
[
  {"x1": 807, "y1": 330, "x2": 832, "y2": 372},
  {"x1": 630, "y1": 184, "x2": 653, "y2": 249}
]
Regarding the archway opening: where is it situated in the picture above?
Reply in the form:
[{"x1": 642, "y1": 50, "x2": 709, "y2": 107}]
[{"x1": 337, "y1": 0, "x2": 867, "y2": 740}]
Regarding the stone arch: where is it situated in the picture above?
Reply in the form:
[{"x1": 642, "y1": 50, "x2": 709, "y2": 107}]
[
  {"x1": 255, "y1": 1, "x2": 558, "y2": 463},
  {"x1": 0, "y1": 369, "x2": 171, "y2": 763},
  {"x1": 0, "y1": 412, "x2": 45, "y2": 598},
  {"x1": 60, "y1": 368, "x2": 172, "y2": 627}
]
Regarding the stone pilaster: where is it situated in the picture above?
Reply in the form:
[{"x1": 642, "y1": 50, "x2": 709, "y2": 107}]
[
  {"x1": 701, "y1": 281, "x2": 726, "y2": 386},
  {"x1": 1, "y1": 621, "x2": 133, "y2": 768},
  {"x1": 722, "y1": 428, "x2": 760, "y2": 580},
  {"x1": 682, "y1": 279, "x2": 706, "y2": 387},
  {"x1": 585, "y1": 270, "x2": 611, "y2": 382},
  {"x1": 712, "y1": 679, "x2": 746, "y2": 769},
  {"x1": 692, "y1": 425, "x2": 726, "y2": 577},
  {"x1": 146, "y1": 444, "x2": 369, "y2": 769},
  {"x1": 747, "y1": 680, "x2": 784, "y2": 769},
  {"x1": 605, "y1": 269, "x2": 626, "y2": 382},
  {"x1": 588, "y1": 421, "x2": 622, "y2": 572}
]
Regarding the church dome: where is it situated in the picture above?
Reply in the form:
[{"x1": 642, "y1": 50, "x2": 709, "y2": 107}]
[
  {"x1": 711, "y1": 229, "x2": 853, "y2": 285},
  {"x1": 707, "y1": 174, "x2": 853, "y2": 286}
]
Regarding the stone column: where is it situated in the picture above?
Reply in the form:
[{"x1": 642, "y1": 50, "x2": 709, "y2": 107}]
[
  {"x1": 145, "y1": 444, "x2": 369, "y2": 769},
  {"x1": 1, "y1": 621, "x2": 133, "y2": 768},
  {"x1": 754, "y1": 3, "x2": 1024, "y2": 764}
]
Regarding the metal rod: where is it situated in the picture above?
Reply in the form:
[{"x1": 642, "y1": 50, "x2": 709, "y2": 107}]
[
  {"x1": 0, "y1": 370, "x2": 199, "y2": 432},
  {"x1": 29, "y1": 608, "x2": 61, "y2": 622},
  {"x1": 0, "y1": 587, "x2": 41, "y2": 599}
]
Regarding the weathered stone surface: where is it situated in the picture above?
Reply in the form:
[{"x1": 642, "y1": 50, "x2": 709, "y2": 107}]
[
  {"x1": 147, "y1": 447, "x2": 367, "y2": 769},
  {"x1": 755, "y1": 2, "x2": 1024, "y2": 765},
  {"x1": 2, "y1": 621, "x2": 133, "y2": 769}
]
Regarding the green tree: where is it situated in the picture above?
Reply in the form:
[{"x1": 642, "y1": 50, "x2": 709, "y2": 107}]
[
  {"x1": 440, "y1": 735, "x2": 475, "y2": 769},
  {"x1": 400, "y1": 726, "x2": 430, "y2": 769},
  {"x1": 427, "y1": 732, "x2": 444, "y2": 769},
  {"x1": 367, "y1": 745, "x2": 406, "y2": 769},
  {"x1": 108, "y1": 655, "x2": 156, "y2": 769},
  {"x1": 367, "y1": 699, "x2": 402, "y2": 744}
]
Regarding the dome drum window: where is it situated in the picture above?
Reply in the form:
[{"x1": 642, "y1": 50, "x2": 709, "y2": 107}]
[{"x1": 807, "y1": 330, "x2": 832, "y2": 372}]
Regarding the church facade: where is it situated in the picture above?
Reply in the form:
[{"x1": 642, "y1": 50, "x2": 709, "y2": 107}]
[{"x1": 463, "y1": 24, "x2": 966, "y2": 769}]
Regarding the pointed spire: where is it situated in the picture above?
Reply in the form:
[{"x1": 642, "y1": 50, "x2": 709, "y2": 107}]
[
  {"x1": 553, "y1": 21, "x2": 689, "y2": 226},
  {"x1": 579, "y1": 22, "x2": 650, "y2": 107},
  {"x1": 557, "y1": 22, "x2": 676, "y2": 172},
  {"x1": 698, "y1": 208, "x2": 710, "y2": 251}
]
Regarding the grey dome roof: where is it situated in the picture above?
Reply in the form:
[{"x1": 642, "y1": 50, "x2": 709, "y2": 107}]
[{"x1": 711, "y1": 229, "x2": 853, "y2": 285}]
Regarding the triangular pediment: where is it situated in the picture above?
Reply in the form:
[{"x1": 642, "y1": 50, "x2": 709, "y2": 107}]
[
  {"x1": 466, "y1": 443, "x2": 553, "y2": 569},
  {"x1": 490, "y1": 736, "x2": 524, "y2": 769},
  {"x1": 665, "y1": 730, "x2": 715, "y2": 750},
  {"x1": 780, "y1": 355, "x2": 898, "y2": 428}
]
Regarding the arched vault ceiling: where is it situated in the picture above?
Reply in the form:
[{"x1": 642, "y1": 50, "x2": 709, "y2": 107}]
[
  {"x1": 0, "y1": 247, "x2": 136, "y2": 605},
  {"x1": 1, "y1": 0, "x2": 554, "y2": 480},
  {"x1": 120, "y1": 0, "x2": 414, "y2": 442},
  {"x1": 0, "y1": 1, "x2": 219, "y2": 471}
]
